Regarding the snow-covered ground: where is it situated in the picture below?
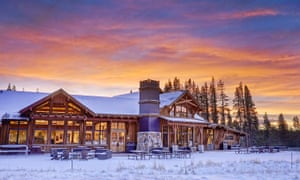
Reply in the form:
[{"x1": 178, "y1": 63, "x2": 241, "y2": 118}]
[{"x1": 0, "y1": 151, "x2": 299, "y2": 180}]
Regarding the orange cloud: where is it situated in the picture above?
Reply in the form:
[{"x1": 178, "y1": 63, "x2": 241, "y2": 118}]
[
  {"x1": 184, "y1": 8, "x2": 280, "y2": 22},
  {"x1": 220, "y1": 9, "x2": 279, "y2": 20}
]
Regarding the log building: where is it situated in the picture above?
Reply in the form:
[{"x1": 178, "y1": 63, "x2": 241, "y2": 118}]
[{"x1": 0, "y1": 79, "x2": 245, "y2": 152}]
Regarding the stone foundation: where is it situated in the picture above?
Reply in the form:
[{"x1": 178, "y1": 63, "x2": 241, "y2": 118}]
[{"x1": 136, "y1": 131, "x2": 162, "y2": 152}]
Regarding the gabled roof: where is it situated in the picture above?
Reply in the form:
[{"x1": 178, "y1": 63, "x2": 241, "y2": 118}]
[
  {"x1": 19, "y1": 89, "x2": 95, "y2": 116},
  {"x1": 160, "y1": 90, "x2": 200, "y2": 109},
  {"x1": 0, "y1": 89, "x2": 187, "y2": 118},
  {"x1": 159, "y1": 91, "x2": 186, "y2": 107}
]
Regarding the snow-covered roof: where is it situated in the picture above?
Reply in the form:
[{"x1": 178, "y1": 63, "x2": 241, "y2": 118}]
[
  {"x1": 1, "y1": 112, "x2": 29, "y2": 121},
  {"x1": 74, "y1": 93, "x2": 139, "y2": 115},
  {"x1": 112, "y1": 91, "x2": 185, "y2": 108},
  {"x1": 160, "y1": 115, "x2": 209, "y2": 124},
  {"x1": 76, "y1": 91, "x2": 186, "y2": 115},
  {"x1": 0, "y1": 90, "x2": 48, "y2": 120},
  {"x1": 0, "y1": 90, "x2": 186, "y2": 118},
  {"x1": 159, "y1": 91, "x2": 185, "y2": 107}
]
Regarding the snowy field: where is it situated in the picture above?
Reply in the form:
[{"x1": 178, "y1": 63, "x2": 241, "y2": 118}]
[{"x1": 0, "y1": 151, "x2": 299, "y2": 180}]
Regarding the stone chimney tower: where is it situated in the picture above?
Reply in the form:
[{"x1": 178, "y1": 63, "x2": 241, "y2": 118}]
[{"x1": 137, "y1": 79, "x2": 162, "y2": 151}]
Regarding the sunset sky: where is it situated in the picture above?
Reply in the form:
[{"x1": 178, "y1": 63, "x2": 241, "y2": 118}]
[{"x1": 0, "y1": 1, "x2": 299, "y2": 118}]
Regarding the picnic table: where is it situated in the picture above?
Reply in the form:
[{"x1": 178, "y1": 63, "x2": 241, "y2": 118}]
[
  {"x1": 128, "y1": 150, "x2": 148, "y2": 160},
  {"x1": 173, "y1": 149, "x2": 191, "y2": 158},
  {"x1": 51, "y1": 148, "x2": 68, "y2": 160},
  {"x1": 160, "y1": 149, "x2": 172, "y2": 159},
  {"x1": 95, "y1": 149, "x2": 112, "y2": 160},
  {"x1": 150, "y1": 149, "x2": 172, "y2": 159},
  {"x1": 235, "y1": 148, "x2": 249, "y2": 154},
  {"x1": 71, "y1": 147, "x2": 91, "y2": 159}
]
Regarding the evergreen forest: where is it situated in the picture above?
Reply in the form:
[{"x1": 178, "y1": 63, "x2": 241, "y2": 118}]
[{"x1": 163, "y1": 77, "x2": 300, "y2": 147}]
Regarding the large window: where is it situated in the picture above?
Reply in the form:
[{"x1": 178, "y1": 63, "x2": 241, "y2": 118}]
[
  {"x1": 176, "y1": 126, "x2": 188, "y2": 146},
  {"x1": 51, "y1": 120, "x2": 64, "y2": 144},
  {"x1": 66, "y1": 121, "x2": 80, "y2": 144},
  {"x1": 111, "y1": 122, "x2": 125, "y2": 130},
  {"x1": 9, "y1": 130, "x2": 27, "y2": 144},
  {"x1": 94, "y1": 122, "x2": 107, "y2": 145},
  {"x1": 33, "y1": 120, "x2": 48, "y2": 144},
  {"x1": 176, "y1": 105, "x2": 187, "y2": 117},
  {"x1": 176, "y1": 126, "x2": 193, "y2": 147},
  {"x1": 170, "y1": 105, "x2": 193, "y2": 118},
  {"x1": 8, "y1": 121, "x2": 28, "y2": 144},
  {"x1": 51, "y1": 130, "x2": 64, "y2": 144},
  {"x1": 188, "y1": 127, "x2": 193, "y2": 146},
  {"x1": 67, "y1": 130, "x2": 79, "y2": 144},
  {"x1": 85, "y1": 121, "x2": 93, "y2": 145},
  {"x1": 34, "y1": 130, "x2": 47, "y2": 144},
  {"x1": 206, "y1": 129, "x2": 214, "y2": 144}
]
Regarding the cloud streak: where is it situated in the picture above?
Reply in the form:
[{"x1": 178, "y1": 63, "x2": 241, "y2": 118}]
[{"x1": 221, "y1": 9, "x2": 279, "y2": 20}]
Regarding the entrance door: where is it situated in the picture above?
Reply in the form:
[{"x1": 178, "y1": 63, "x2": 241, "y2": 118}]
[{"x1": 110, "y1": 122, "x2": 126, "y2": 152}]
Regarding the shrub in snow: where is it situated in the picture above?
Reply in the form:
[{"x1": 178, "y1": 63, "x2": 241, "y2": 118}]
[
  {"x1": 152, "y1": 160, "x2": 166, "y2": 171},
  {"x1": 115, "y1": 161, "x2": 127, "y2": 172},
  {"x1": 135, "y1": 164, "x2": 146, "y2": 169},
  {"x1": 205, "y1": 160, "x2": 220, "y2": 167},
  {"x1": 196, "y1": 160, "x2": 204, "y2": 167},
  {"x1": 250, "y1": 159, "x2": 261, "y2": 164}
]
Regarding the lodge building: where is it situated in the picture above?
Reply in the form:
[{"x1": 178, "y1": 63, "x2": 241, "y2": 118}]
[{"x1": 0, "y1": 79, "x2": 245, "y2": 152}]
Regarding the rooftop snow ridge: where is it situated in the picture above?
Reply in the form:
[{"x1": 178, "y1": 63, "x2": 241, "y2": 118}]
[{"x1": 0, "y1": 89, "x2": 185, "y2": 117}]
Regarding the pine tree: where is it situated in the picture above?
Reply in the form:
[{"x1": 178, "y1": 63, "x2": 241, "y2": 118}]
[
  {"x1": 192, "y1": 80, "x2": 196, "y2": 94},
  {"x1": 173, "y1": 77, "x2": 181, "y2": 90},
  {"x1": 164, "y1": 79, "x2": 173, "y2": 92},
  {"x1": 293, "y1": 116, "x2": 300, "y2": 130},
  {"x1": 12, "y1": 85, "x2": 16, "y2": 91},
  {"x1": 209, "y1": 77, "x2": 218, "y2": 123},
  {"x1": 232, "y1": 120, "x2": 240, "y2": 129},
  {"x1": 232, "y1": 83, "x2": 258, "y2": 146},
  {"x1": 226, "y1": 109, "x2": 233, "y2": 128},
  {"x1": 263, "y1": 112, "x2": 271, "y2": 145},
  {"x1": 7, "y1": 83, "x2": 12, "y2": 91},
  {"x1": 278, "y1": 113, "x2": 288, "y2": 145},
  {"x1": 232, "y1": 82, "x2": 245, "y2": 130},
  {"x1": 200, "y1": 82, "x2": 209, "y2": 121},
  {"x1": 244, "y1": 85, "x2": 259, "y2": 146},
  {"x1": 194, "y1": 85, "x2": 201, "y2": 102},
  {"x1": 184, "y1": 78, "x2": 192, "y2": 93},
  {"x1": 217, "y1": 80, "x2": 229, "y2": 125}
]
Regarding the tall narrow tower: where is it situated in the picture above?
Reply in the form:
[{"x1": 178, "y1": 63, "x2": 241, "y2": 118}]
[{"x1": 137, "y1": 79, "x2": 162, "y2": 151}]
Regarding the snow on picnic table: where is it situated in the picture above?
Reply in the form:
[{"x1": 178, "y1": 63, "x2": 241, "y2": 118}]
[{"x1": 0, "y1": 151, "x2": 299, "y2": 180}]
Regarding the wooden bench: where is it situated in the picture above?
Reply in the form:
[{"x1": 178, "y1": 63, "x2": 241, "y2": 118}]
[
  {"x1": 235, "y1": 148, "x2": 249, "y2": 154},
  {"x1": 128, "y1": 153, "x2": 138, "y2": 160},
  {"x1": 0, "y1": 145, "x2": 30, "y2": 155},
  {"x1": 128, "y1": 150, "x2": 150, "y2": 160}
]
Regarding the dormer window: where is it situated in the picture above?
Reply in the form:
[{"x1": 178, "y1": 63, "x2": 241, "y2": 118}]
[
  {"x1": 169, "y1": 105, "x2": 193, "y2": 118},
  {"x1": 176, "y1": 105, "x2": 187, "y2": 117}
]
